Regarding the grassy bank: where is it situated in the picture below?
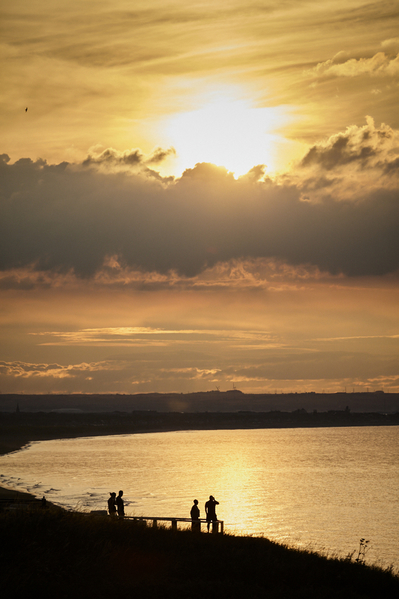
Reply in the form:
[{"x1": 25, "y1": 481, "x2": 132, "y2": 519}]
[{"x1": 1, "y1": 506, "x2": 398, "y2": 599}]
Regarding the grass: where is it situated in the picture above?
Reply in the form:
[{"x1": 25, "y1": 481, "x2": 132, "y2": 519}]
[{"x1": 1, "y1": 505, "x2": 398, "y2": 599}]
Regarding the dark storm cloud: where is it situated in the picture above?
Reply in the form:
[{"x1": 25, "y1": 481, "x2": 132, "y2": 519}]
[{"x1": 1, "y1": 150, "x2": 398, "y2": 279}]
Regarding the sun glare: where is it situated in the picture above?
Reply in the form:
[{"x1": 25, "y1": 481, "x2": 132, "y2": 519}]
[{"x1": 160, "y1": 89, "x2": 295, "y2": 177}]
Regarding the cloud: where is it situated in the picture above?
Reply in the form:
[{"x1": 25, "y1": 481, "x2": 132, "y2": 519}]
[
  {"x1": 299, "y1": 117, "x2": 399, "y2": 171},
  {"x1": 1, "y1": 346, "x2": 398, "y2": 394},
  {"x1": 29, "y1": 327, "x2": 279, "y2": 348},
  {"x1": 0, "y1": 258, "x2": 350, "y2": 293},
  {"x1": 308, "y1": 51, "x2": 399, "y2": 79},
  {"x1": 381, "y1": 37, "x2": 399, "y2": 54},
  {"x1": 1, "y1": 132, "x2": 399, "y2": 280},
  {"x1": 82, "y1": 146, "x2": 176, "y2": 170},
  {"x1": 0, "y1": 361, "x2": 81, "y2": 379},
  {"x1": 0, "y1": 359, "x2": 131, "y2": 393}
]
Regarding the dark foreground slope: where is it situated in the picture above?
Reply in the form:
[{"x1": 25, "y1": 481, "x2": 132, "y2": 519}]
[{"x1": 1, "y1": 507, "x2": 398, "y2": 599}]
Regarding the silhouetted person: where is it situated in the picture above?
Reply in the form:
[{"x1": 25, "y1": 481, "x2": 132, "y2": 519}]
[
  {"x1": 108, "y1": 492, "x2": 116, "y2": 516},
  {"x1": 190, "y1": 499, "x2": 200, "y2": 532},
  {"x1": 116, "y1": 490, "x2": 124, "y2": 517},
  {"x1": 205, "y1": 495, "x2": 219, "y2": 532},
  {"x1": 41, "y1": 495, "x2": 47, "y2": 509}
]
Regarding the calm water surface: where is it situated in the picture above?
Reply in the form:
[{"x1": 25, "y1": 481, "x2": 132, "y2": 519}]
[{"x1": 1, "y1": 426, "x2": 398, "y2": 570}]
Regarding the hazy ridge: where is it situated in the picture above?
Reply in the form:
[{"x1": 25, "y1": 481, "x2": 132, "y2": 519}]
[{"x1": 1, "y1": 390, "x2": 399, "y2": 413}]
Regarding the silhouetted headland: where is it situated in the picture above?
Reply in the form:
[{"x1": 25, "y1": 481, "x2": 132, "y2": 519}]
[
  {"x1": 1, "y1": 391, "x2": 398, "y2": 456},
  {"x1": 1, "y1": 389, "x2": 398, "y2": 413}
]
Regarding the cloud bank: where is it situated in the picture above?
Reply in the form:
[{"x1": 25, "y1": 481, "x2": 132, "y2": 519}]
[
  {"x1": 1, "y1": 122, "x2": 399, "y2": 281},
  {"x1": 309, "y1": 51, "x2": 399, "y2": 79}
]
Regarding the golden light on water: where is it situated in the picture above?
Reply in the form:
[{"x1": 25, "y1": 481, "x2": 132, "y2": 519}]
[{"x1": 1, "y1": 428, "x2": 398, "y2": 569}]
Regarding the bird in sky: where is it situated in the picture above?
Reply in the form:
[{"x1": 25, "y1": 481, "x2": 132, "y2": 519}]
[{"x1": 25, "y1": 107, "x2": 28, "y2": 112}]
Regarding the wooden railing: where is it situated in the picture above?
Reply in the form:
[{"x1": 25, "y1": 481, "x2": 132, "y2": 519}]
[
  {"x1": 88, "y1": 511, "x2": 224, "y2": 534},
  {"x1": 124, "y1": 515, "x2": 224, "y2": 534}
]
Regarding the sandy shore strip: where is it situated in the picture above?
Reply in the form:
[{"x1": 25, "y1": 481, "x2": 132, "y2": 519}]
[
  {"x1": 0, "y1": 436, "x2": 66, "y2": 506},
  {"x1": 0, "y1": 481, "x2": 66, "y2": 509}
]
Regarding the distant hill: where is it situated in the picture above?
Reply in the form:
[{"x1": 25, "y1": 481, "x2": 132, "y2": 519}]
[{"x1": 0, "y1": 390, "x2": 398, "y2": 413}]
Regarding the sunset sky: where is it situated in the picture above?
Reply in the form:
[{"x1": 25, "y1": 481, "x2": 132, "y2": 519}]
[{"x1": 1, "y1": 0, "x2": 399, "y2": 395}]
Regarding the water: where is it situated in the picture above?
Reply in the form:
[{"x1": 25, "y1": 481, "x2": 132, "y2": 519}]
[{"x1": 0, "y1": 426, "x2": 398, "y2": 571}]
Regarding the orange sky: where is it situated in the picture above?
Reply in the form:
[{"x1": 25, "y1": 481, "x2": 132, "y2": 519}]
[{"x1": 1, "y1": 1, "x2": 398, "y2": 395}]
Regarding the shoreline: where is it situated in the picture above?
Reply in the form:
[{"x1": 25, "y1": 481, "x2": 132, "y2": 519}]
[
  {"x1": 2, "y1": 422, "x2": 399, "y2": 576},
  {"x1": 1, "y1": 415, "x2": 398, "y2": 459},
  {"x1": 2, "y1": 422, "x2": 399, "y2": 461},
  {"x1": 0, "y1": 480, "x2": 65, "y2": 511},
  {"x1": 0, "y1": 427, "x2": 176, "y2": 505},
  {"x1": 1, "y1": 412, "x2": 398, "y2": 509},
  {"x1": 0, "y1": 484, "x2": 38, "y2": 503},
  {"x1": 0, "y1": 426, "x2": 189, "y2": 458}
]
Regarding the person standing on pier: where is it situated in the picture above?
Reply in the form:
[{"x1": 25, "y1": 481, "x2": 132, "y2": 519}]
[
  {"x1": 190, "y1": 499, "x2": 200, "y2": 532},
  {"x1": 205, "y1": 495, "x2": 219, "y2": 532},
  {"x1": 108, "y1": 492, "x2": 116, "y2": 516},
  {"x1": 116, "y1": 490, "x2": 124, "y2": 518}
]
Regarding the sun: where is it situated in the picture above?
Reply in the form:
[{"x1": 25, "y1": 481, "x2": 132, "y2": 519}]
[{"x1": 158, "y1": 87, "x2": 296, "y2": 177}]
